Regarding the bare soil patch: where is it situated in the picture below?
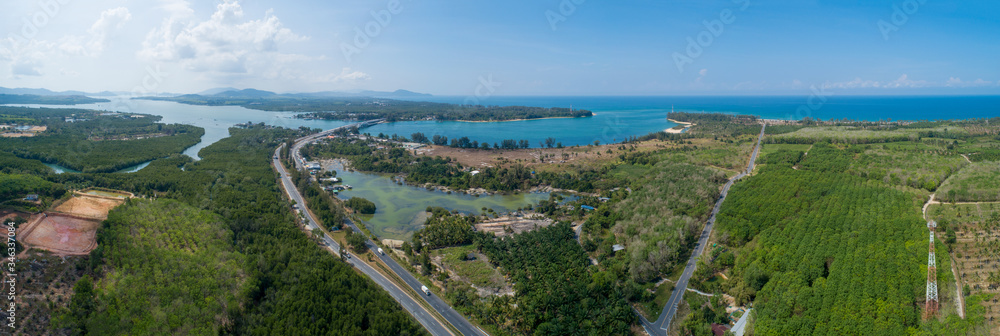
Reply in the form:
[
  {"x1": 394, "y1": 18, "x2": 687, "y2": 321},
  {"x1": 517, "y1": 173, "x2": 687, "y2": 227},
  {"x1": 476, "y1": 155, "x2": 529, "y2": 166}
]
[
  {"x1": 475, "y1": 215, "x2": 554, "y2": 237},
  {"x1": 20, "y1": 214, "x2": 100, "y2": 256},
  {"x1": 51, "y1": 193, "x2": 124, "y2": 220}
]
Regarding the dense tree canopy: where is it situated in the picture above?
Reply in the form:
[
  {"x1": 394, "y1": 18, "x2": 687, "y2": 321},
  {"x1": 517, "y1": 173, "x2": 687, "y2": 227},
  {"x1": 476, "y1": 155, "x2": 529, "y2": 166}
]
[
  {"x1": 65, "y1": 127, "x2": 426, "y2": 335},
  {"x1": 475, "y1": 223, "x2": 634, "y2": 335},
  {"x1": 716, "y1": 156, "x2": 927, "y2": 335},
  {"x1": 0, "y1": 107, "x2": 202, "y2": 173}
]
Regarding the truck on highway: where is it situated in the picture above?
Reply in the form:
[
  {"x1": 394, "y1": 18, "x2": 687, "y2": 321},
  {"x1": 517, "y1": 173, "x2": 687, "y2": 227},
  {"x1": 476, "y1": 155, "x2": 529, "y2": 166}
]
[
  {"x1": 377, "y1": 248, "x2": 385, "y2": 255},
  {"x1": 421, "y1": 285, "x2": 430, "y2": 296}
]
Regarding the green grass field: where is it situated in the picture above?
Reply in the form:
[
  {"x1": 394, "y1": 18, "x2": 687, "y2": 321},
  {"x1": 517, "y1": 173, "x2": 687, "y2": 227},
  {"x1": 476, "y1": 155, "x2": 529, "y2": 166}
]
[
  {"x1": 759, "y1": 143, "x2": 812, "y2": 157},
  {"x1": 433, "y1": 245, "x2": 507, "y2": 289},
  {"x1": 937, "y1": 161, "x2": 1000, "y2": 202},
  {"x1": 772, "y1": 126, "x2": 964, "y2": 142}
]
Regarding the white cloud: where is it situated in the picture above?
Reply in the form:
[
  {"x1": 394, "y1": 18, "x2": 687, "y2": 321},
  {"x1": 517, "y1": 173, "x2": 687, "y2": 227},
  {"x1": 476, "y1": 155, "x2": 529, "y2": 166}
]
[
  {"x1": 138, "y1": 0, "x2": 308, "y2": 75},
  {"x1": 87, "y1": 7, "x2": 132, "y2": 53},
  {"x1": 58, "y1": 7, "x2": 132, "y2": 56},
  {"x1": 821, "y1": 74, "x2": 929, "y2": 89},
  {"x1": 158, "y1": 0, "x2": 194, "y2": 17},
  {"x1": 310, "y1": 67, "x2": 371, "y2": 83},
  {"x1": 2, "y1": 38, "x2": 58, "y2": 77},
  {"x1": 11, "y1": 60, "x2": 42, "y2": 76},
  {"x1": 946, "y1": 77, "x2": 995, "y2": 88},
  {"x1": 695, "y1": 68, "x2": 708, "y2": 84},
  {"x1": 1, "y1": 7, "x2": 130, "y2": 77}
]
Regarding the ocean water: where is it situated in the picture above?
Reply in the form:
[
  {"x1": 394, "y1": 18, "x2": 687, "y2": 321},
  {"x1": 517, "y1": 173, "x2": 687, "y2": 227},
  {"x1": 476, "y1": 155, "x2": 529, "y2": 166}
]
[
  {"x1": 407, "y1": 95, "x2": 1000, "y2": 121},
  {"x1": 8, "y1": 95, "x2": 998, "y2": 152},
  {"x1": 363, "y1": 95, "x2": 999, "y2": 147},
  {"x1": 8, "y1": 98, "x2": 351, "y2": 159}
]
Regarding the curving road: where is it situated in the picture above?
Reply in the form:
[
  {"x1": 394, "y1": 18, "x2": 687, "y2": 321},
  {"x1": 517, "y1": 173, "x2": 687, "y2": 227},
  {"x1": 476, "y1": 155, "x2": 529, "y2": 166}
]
[
  {"x1": 640, "y1": 124, "x2": 766, "y2": 336},
  {"x1": 273, "y1": 124, "x2": 486, "y2": 336}
]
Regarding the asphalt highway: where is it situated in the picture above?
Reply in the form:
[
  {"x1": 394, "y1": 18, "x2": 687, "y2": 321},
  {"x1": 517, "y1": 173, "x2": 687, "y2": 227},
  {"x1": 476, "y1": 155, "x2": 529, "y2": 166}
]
[
  {"x1": 273, "y1": 124, "x2": 486, "y2": 336},
  {"x1": 640, "y1": 124, "x2": 766, "y2": 336}
]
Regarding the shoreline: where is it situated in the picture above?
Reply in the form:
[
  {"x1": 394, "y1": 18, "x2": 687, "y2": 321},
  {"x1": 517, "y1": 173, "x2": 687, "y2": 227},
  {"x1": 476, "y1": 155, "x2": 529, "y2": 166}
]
[
  {"x1": 665, "y1": 119, "x2": 695, "y2": 134},
  {"x1": 454, "y1": 115, "x2": 592, "y2": 123}
]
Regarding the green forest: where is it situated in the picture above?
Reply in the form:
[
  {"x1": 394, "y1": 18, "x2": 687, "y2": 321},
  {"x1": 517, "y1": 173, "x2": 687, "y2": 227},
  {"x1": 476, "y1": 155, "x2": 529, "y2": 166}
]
[
  {"x1": 715, "y1": 147, "x2": 929, "y2": 335},
  {"x1": 609, "y1": 162, "x2": 727, "y2": 283},
  {"x1": 303, "y1": 138, "x2": 598, "y2": 192},
  {"x1": 69, "y1": 199, "x2": 245, "y2": 335},
  {"x1": 0, "y1": 94, "x2": 109, "y2": 105},
  {"x1": 56, "y1": 126, "x2": 426, "y2": 335},
  {"x1": 936, "y1": 161, "x2": 1000, "y2": 202},
  {"x1": 474, "y1": 223, "x2": 635, "y2": 335},
  {"x1": 142, "y1": 94, "x2": 592, "y2": 121},
  {"x1": 0, "y1": 106, "x2": 202, "y2": 173}
]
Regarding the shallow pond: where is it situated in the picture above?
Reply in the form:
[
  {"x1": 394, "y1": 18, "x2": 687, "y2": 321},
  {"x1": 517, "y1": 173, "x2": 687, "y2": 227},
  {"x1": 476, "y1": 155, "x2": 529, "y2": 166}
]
[{"x1": 331, "y1": 166, "x2": 550, "y2": 240}]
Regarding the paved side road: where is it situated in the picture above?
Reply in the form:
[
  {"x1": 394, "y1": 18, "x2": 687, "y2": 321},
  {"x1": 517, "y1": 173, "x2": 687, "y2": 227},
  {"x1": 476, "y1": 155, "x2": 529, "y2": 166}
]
[
  {"x1": 641, "y1": 124, "x2": 766, "y2": 336},
  {"x1": 274, "y1": 126, "x2": 486, "y2": 336}
]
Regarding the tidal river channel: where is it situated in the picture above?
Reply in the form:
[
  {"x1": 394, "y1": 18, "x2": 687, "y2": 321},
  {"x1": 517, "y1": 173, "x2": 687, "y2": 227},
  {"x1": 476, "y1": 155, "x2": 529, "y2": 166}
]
[{"x1": 11, "y1": 97, "x2": 581, "y2": 240}]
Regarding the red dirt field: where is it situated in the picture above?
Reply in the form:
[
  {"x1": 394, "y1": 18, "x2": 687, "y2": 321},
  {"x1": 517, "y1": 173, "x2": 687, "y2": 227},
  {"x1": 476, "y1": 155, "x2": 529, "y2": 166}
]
[{"x1": 19, "y1": 213, "x2": 100, "y2": 256}]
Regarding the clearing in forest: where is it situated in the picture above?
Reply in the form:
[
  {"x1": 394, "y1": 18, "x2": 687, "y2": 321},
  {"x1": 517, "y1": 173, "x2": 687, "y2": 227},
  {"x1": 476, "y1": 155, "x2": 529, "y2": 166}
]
[{"x1": 19, "y1": 189, "x2": 129, "y2": 256}]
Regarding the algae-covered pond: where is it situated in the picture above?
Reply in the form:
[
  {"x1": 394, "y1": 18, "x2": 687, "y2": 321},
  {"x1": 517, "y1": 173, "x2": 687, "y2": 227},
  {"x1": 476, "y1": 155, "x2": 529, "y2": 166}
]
[{"x1": 331, "y1": 167, "x2": 550, "y2": 240}]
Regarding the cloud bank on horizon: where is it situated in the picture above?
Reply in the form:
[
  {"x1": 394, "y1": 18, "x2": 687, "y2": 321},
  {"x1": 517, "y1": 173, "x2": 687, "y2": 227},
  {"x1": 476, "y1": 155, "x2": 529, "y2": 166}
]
[{"x1": 1, "y1": 0, "x2": 997, "y2": 95}]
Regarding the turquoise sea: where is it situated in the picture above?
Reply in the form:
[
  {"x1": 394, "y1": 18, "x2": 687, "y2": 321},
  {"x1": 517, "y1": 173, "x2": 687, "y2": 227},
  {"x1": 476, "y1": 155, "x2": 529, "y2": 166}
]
[
  {"x1": 363, "y1": 95, "x2": 1000, "y2": 147},
  {"x1": 8, "y1": 95, "x2": 999, "y2": 152}
]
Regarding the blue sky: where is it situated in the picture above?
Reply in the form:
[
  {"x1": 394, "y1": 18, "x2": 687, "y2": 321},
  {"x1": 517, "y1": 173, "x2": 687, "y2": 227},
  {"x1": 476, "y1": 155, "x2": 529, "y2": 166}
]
[{"x1": 1, "y1": 0, "x2": 998, "y2": 95}]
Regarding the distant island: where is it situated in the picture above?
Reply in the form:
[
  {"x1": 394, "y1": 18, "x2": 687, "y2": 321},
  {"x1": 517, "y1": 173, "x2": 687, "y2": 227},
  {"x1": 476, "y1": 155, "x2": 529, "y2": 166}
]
[
  {"x1": 139, "y1": 90, "x2": 594, "y2": 122},
  {"x1": 0, "y1": 94, "x2": 110, "y2": 105}
]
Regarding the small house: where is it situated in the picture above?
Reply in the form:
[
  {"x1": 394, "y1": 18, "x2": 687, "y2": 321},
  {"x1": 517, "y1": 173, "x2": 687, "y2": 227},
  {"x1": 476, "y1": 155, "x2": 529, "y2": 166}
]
[
  {"x1": 24, "y1": 194, "x2": 39, "y2": 201},
  {"x1": 711, "y1": 323, "x2": 731, "y2": 336}
]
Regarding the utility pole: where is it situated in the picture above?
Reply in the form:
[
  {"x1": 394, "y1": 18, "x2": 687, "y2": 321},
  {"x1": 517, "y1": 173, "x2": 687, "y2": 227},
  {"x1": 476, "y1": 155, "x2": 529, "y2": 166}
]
[{"x1": 925, "y1": 220, "x2": 939, "y2": 319}]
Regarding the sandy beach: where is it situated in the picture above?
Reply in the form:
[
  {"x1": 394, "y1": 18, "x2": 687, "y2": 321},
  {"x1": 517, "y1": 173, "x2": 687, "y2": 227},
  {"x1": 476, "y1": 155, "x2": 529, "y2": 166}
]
[{"x1": 665, "y1": 119, "x2": 695, "y2": 134}]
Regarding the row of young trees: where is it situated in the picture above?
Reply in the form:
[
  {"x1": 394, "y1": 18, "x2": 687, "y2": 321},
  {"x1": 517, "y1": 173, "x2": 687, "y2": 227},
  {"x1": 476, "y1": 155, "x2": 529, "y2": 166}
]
[
  {"x1": 716, "y1": 148, "x2": 928, "y2": 335},
  {"x1": 71, "y1": 198, "x2": 245, "y2": 335}
]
